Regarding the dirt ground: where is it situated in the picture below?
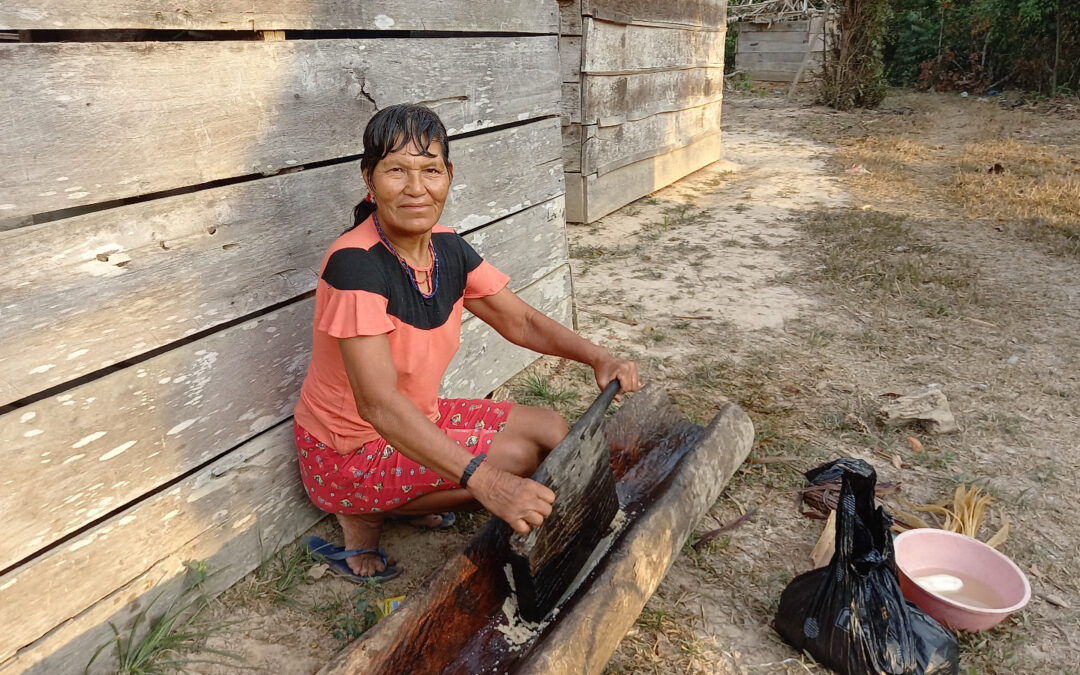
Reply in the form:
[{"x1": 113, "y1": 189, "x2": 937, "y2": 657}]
[{"x1": 186, "y1": 89, "x2": 1080, "y2": 674}]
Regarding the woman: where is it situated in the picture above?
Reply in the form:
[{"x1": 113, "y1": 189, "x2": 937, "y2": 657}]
[{"x1": 293, "y1": 104, "x2": 640, "y2": 580}]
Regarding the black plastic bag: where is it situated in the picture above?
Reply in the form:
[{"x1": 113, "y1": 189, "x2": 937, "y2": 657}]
[{"x1": 775, "y1": 458, "x2": 959, "y2": 674}]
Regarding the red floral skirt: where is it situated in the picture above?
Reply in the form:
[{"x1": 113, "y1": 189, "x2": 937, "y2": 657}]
[{"x1": 294, "y1": 398, "x2": 514, "y2": 514}]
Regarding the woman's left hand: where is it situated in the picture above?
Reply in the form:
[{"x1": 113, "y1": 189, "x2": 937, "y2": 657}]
[{"x1": 592, "y1": 351, "x2": 641, "y2": 395}]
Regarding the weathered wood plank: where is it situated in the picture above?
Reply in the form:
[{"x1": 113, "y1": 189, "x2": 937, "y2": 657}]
[
  {"x1": 737, "y1": 50, "x2": 821, "y2": 66},
  {"x1": 464, "y1": 198, "x2": 568, "y2": 291},
  {"x1": 0, "y1": 197, "x2": 567, "y2": 572},
  {"x1": 564, "y1": 172, "x2": 585, "y2": 223},
  {"x1": 558, "y1": 0, "x2": 582, "y2": 35},
  {"x1": 0, "y1": 118, "x2": 563, "y2": 406},
  {"x1": 580, "y1": 132, "x2": 722, "y2": 222},
  {"x1": 581, "y1": 67, "x2": 724, "y2": 125},
  {"x1": 582, "y1": 99, "x2": 722, "y2": 176},
  {"x1": 443, "y1": 263, "x2": 573, "y2": 399},
  {"x1": 0, "y1": 1, "x2": 559, "y2": 31},
  {"x1": 560, "y1": 35, "x2": 581, "y2": 82},
  {"x1": 562, "y1": 123, "x2": 582, "y2": 172},
  {"x1": 582, "y1": 18, "x2": 725, "y2": 74},
  {"x1": 562, "y1": 82, "x2": 582, "y2": 124},
  {"x1": 0, "y1": 303, "x2": 312, "y2": 573},
  {"x1": 736, "y1": 19, "x2": 813, "y2": 32},
  {"x1": 739, "y1": 34, "x2": 828, "y2": 52},
  {"x1": 0, "y1": 421, "x2": 323, "y2": 673},
  {"x1": 740, "y1": 68, "x2": 820, "y2": 83},
  {"x1": 581, "y1": 0, "x2": 726, "y2": 29},
  {"x1": 509, "y1": 380, "x2": 620, "y2": 621},
  {"x1": 0, "y1": 37, "x2": 558, "y2": 219}
]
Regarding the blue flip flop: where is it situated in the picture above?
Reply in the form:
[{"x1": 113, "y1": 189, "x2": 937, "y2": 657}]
[
  {"x1": 302, "y1": 536, "x2": 401, "y2": 583},
  {"x1": 387, "y1": 511, "x2": 457, "y2": 530}
]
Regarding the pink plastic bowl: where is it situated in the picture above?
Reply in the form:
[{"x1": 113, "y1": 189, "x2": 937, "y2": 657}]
[{"x1": 894, "y1": 529, "x2": 1030, "y2": 631}]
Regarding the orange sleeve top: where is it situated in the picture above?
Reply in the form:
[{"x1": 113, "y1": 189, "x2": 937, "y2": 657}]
[{"x1": 293, "y1": 216, "x2": 510, "y2": 454}]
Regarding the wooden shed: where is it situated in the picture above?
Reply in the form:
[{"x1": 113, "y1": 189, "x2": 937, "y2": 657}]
[
  {"x1": 0, "y1": 3, "x2": 569, "y2": 672},
  {"x1": 733, "y1": 17, "x2": 833, "y2": 84},
  {"x1": 559, "y1": 1, "x2": 728, "y2": 223}
]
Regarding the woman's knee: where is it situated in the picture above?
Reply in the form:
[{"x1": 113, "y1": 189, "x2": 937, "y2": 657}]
[{"x1": 490, "y1": 405, "x2": 567, "y2": 475}]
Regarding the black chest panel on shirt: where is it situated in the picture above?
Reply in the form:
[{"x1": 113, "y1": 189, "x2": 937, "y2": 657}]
[{"x1": 321, "y1": 232, "x2": 483, "y2": 331}]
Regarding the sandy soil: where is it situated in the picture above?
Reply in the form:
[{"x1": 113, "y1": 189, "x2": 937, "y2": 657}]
[{"x1": 190, "y1": 90, "x2": 1080, "y2": 674}]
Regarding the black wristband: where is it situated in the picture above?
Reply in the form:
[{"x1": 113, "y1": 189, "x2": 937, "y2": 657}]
[{"x1": 459, "y1": 453, "x2": 487, "y2": 489}]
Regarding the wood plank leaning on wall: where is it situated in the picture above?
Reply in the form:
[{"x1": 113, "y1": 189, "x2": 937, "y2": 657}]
[
  {"x1": 1, "y1": 248, "x2": 573, "y2": 675},
  {"x1": 0, "y1": 119, "x2": 563, "y2": 407},
  {"x1": 0, "y1": 37, "x2": 558, "y2": 220},
  {"x1": 0, "y1": 0, "x2": 558, "y2": 31}
]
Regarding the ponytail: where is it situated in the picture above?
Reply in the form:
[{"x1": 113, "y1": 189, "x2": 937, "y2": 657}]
[{"x1": 350, "y1": 198, "x2": 376, "y2": 230}]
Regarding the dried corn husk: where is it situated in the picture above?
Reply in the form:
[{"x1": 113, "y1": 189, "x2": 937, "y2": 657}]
[
  {"x1": 811, "y1": 510, "x2": 837, "y2": 568},
  {"x1": 894, "y1": 484, "x2": 1009, "y2": 548}
]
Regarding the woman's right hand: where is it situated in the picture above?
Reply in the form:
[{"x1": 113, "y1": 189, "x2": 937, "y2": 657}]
[{"x1": 465, "y1": 461, "x2": 555, "y2": 535}]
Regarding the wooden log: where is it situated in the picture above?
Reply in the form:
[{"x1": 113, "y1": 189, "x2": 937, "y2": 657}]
[
  {"x1": 581, "y1": 0, "x2": 726, "y2": 30},
  {"x1": 0, "y1": 118, "x2": 563, "y2": 406},
  {"x1": 0, "y1": 215, "x2": 569, "y2": 572},
  {"x1": 582, "y1": 99, "x2": 722, "y2": 176},
  {"x1": 558, "y1": 0, "x2": 583, "y2": 36},
  {"x1": 562, "y1": 123, "x2": 582, "y2": 172},
  {"x1": 0, "y1": 37, "x2": 558, "y2": 219},
  {"x1": 581, "y1": 18, "x2": 725, "y2": 74},
  {"x1": 0, "y1": 1, "x2": 559, "y2": 32},
  {"x1": 0, "y1": 421, "x2": 323, "y2": 673},
  {"x1": 509, "y1": 381, "x2": 620, "y2": 621},
  {"x1": 581, "y1": 67, "x2": 724, "y2": 125},
  {"x1": 519, "y1": 402, "x2": 754, "y2": 674},
  {"x1": 560, "y1": 35, "x2": 581, "y2": 82},
  {"x1": 578, "y1": 132, "x2": 722, "y2": 222},
  {"x1": 317, "y1": 388, "x2": 754, "y2": 674}
]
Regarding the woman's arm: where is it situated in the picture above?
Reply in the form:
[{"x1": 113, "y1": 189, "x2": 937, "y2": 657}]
[
  {"x1": 339, "y1": 334, "x2": 554, "y2": 533},
  {"x1": 465, "y1": 288, "x2": 641, "y2": 392}
]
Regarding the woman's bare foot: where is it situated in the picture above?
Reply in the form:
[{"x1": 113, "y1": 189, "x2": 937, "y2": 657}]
[{"x1": 335, "y1": 512, "x2": 386, "y2": 576}]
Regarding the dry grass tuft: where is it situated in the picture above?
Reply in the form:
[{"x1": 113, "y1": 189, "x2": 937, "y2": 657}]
[
  {"x1": 953, "y1": 138, "x2": 1080, "y2": 256},
  {"x1": 805, "y1": 208, "x2": 989, "y2": 318}
]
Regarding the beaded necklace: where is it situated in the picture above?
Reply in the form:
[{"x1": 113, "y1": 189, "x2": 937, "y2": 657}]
[{"x1": 373, "y1": 212, "x2": 439, "y2": 299}]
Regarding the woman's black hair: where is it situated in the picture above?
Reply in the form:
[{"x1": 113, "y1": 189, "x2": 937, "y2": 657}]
[{"x1": 349, "y1": 103, "x2": 451, "y2": 230}]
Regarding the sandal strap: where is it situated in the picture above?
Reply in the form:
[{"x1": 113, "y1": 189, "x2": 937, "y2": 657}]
[{"x1": 322, "y1": 548, "x2": 387, "y2": 564}]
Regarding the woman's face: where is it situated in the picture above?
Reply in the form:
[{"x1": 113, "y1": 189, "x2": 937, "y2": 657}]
[{"x1": 366, "y1": 139, "x2": 452, "y2": 236}]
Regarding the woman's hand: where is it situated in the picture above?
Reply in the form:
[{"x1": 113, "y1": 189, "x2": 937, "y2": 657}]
[
  {"x1": 592, "y1": 350, "x2": 641, "y2": 395},
  {"x1": 465, "y1": 461, "x2": 555, "y2": 535}
]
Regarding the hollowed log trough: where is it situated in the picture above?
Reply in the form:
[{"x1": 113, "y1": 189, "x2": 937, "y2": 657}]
[{"x1": 320, "y1": 384, "x2": 754, "y2": 675}]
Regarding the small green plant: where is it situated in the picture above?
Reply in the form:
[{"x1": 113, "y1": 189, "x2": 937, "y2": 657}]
[
  {"x1": 515, "y1": 373, "x2": 578, "y2": 409},
  {"x1": 312, "y1": 582, "x2": 386, "y2": 651},
  {"x1": 636, "y1": 607, "x2": 671, "y2": 631},
  {"x1": 254, "y1": 540, "x2": 317, "y2": 604},
  {"x1": 569, "y1": 243, "x2": 605, "y2": 260},
  {"x1": 729, "y1": 71, "x2": 754, "y2": 92},
  {"x1": 86, "y1": 561, "x2": 240, "y2": 674}
]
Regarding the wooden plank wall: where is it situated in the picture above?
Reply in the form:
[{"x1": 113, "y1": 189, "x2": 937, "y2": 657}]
[
  {"x1": 733, "y1": 18, "x2": 833, "y2": 83},
  {"x1": 0, "y1": 3, "x2": 567, "y2": 673},
  {"x1": 560, "y1": 0, "x2": 728, "y2": 223}
]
